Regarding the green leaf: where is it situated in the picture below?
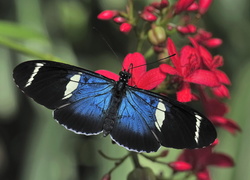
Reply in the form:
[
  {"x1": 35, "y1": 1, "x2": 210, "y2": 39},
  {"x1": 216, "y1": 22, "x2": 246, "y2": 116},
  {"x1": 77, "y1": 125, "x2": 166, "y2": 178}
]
[{"x1": 0, "y1": 20, "x2": 46, "y2": 40}]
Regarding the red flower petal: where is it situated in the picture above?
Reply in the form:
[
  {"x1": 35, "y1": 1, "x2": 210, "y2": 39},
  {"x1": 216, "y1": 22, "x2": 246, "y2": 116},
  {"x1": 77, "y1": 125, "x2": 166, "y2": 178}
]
[
  {"x1": 137, "y1": 67, "x2": 166, "y2": 90},
  {"x1": 160, "y1": 64, "x2": 179, "y2": 75},
  {"x1": 168, "y1": 161, "x2": 192, "y2": 171},
  {"x1": 180, "y1": 45, "x2": 200, "y2": 70},
  {"x1": 198, "y1": 45, "x2": 213, "y2": 68},
  {"x1": 209, "y1": 116, "x2": 241, "y2": 134},
  {"x1": 177, "y1": 82, "x2": 192, "y2": 102},
  {"x1": 208, "y1": 153, "x2": 234, "y2": 167},
  {"x1": 189, "y1": 36, "x2": 199, "y2": 48},
  {"x1": 95, "y1": 70, "x2": 119, "y2": 81},
  {"x1": 214, "y1": 69, "x2": 231, "y2": 85},
  {"x1": 185, "y1": 69, "x2": 220, "y2": 87},
  {"x1": 167, "y1": 38, "x2": 181, "y2": 71},
  {"x1": 223, "y1": 119, "x2": 241, "y2": 134},
  {"x1": 212, "y1": 85, "x2": 230, "y2": 98},
  {"x1": 209, "y1": 116, "x2": 227, "y2": 125}
]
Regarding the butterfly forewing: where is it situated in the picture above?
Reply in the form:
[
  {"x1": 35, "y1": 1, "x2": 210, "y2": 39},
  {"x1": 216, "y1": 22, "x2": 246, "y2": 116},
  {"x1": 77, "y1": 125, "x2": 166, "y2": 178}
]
[
  {"x1": 13, "y1": 60, "x2": 115, "y2": 135},
  {"x1": 13, "y1": 60, "x2": 217, "y2": 152}
]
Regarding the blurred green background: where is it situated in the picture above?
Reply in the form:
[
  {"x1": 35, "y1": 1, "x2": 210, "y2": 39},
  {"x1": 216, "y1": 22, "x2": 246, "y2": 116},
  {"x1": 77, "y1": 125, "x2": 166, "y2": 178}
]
[{"x1": 0, "y1": 0, "x2": 249, "y2": 179}]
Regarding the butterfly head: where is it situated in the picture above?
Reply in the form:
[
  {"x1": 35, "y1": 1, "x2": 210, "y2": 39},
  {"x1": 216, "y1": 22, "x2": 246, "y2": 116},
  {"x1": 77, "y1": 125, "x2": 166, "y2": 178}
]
[{"x1": 119, "y1": 70, "x2": 131, "y2": 84}]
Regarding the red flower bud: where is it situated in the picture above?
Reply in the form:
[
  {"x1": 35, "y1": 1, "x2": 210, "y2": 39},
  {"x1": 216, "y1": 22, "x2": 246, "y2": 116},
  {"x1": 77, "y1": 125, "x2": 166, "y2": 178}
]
[
  {"x1": 159, "y1": 150, "x2": 169, "y2": 157},
  {"x1": 203, "y1": 38, "x2": 222, "y2": 48},
  {"x1": 174, "y1": 0, "x2": 195, "y2": 14},
  {"x1": 187, "y1": 2, "x2": 199, "y2": 11},
  {"x1": 177, "y1": 24, "x2": 197, "y2": 34},
  {"x1": 160, "y1": 0, "x2": 169, "y2": 8},
  {"x1": 151, "y1": 0, "x2": 169, "y2": 9},
  {"x1": 97, "y1": 10, "x2": 118, "y2": 20},
  {"x1": 141, "y1": 11, "x2": 157, "y2": 22},
  {"x1": 144, "y1": 5, "x2": 156, "y2": 13},
  {"x1": 168, "y1": 161, "x2": 192, "y2": 171},
  {"x1": 198, "y1": 0, "x2": 213, "y2": 15},
  {"x1": 113, "y1": 16, "x2": 126, "y2": 24},
  {"x1": 119, "y1": 23, "x2": 132, "y2": 33}
]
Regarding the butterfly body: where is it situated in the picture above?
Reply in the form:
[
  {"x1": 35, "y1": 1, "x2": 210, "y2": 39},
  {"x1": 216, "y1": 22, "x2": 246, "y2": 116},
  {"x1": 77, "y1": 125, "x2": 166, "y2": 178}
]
[{"x1": 13, "y1": 60, "x2": 216, "y2": 152}]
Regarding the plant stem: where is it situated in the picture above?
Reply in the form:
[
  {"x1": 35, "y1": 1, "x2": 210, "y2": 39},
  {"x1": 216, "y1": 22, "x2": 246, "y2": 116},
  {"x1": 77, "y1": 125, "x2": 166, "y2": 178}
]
[{"x1": 130, "y1": 152, "x2": 141, "y2": 168}]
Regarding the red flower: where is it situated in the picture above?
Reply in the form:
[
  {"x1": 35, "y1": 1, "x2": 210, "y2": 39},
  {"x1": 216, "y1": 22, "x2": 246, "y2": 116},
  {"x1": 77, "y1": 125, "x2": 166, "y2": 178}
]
[
  {"x1": 160, "y1": 38, "x2": 220, "y2": 102},
  {"x1": 97, "y1": 10, "x2": 118, "y2": 20},
  {"x1": 119, "y1": 23, "x2": 132, "y2": 33},
  {"x1": 96, "y1": 52, "x2": 166, "y2": 90},
  {"x1": 174, "y1": 141, "x2": 234, "y2": 180}
]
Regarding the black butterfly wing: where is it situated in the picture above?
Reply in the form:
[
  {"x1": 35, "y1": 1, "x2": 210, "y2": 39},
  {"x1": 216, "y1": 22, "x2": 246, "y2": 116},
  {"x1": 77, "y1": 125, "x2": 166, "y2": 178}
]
[
  {"x1": 13, "y1": 60, "x2": 115, "y2": 135},
  {"x1": 110, "y1": 86, "x2": 217, "y2": 152}
]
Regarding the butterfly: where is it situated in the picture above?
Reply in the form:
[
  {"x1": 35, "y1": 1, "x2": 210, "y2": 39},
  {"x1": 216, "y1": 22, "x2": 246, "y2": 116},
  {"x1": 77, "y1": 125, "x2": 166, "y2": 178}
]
[{"x1": 13, "y1": 58, "x2": 216, "y2": 153}]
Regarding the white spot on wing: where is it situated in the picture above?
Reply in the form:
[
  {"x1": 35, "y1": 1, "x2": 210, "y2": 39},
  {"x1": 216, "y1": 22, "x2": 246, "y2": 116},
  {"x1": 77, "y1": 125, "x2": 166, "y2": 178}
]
[
  {"x1": 155, "y1": 99, "x2": 166, "y2": 131},
  {"x1": 25, "y1": 63, "x2": 44, "y2": 87},
  {"x1": 194, "y1": 113, "x2": 202, "y2": 144},
  {"x1": 62, "y1": 73, "x2": 81, "y2": 99}
]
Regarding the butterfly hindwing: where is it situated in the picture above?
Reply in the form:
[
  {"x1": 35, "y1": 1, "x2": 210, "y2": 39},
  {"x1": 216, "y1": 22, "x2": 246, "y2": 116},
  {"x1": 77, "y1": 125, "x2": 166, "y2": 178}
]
[
  {"x1": 13, "y1": 60, "x2": 115, "y2": 135},
  {"x1": 110, "y1": 86, "x2": 216, "y2": 152}
]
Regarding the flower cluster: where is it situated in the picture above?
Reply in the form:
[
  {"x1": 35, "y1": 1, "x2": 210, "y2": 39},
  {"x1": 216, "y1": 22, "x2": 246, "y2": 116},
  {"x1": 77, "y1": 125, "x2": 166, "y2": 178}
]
[
  {"x1": 169, "y1": 140, "x2": 234, "y2": 180},
  {"x1": 98, "y1": 0, "x2": 239, "y2": 180}
]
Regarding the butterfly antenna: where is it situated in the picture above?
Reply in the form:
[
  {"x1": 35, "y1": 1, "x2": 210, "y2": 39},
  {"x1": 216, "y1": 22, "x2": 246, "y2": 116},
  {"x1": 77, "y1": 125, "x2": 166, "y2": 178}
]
[
  {"x1": 92, "y1": 27, "x2": 120, "y2": 61},
  {"x1": 132, "y1": 54, "x2": 176, "y2": 69}
]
